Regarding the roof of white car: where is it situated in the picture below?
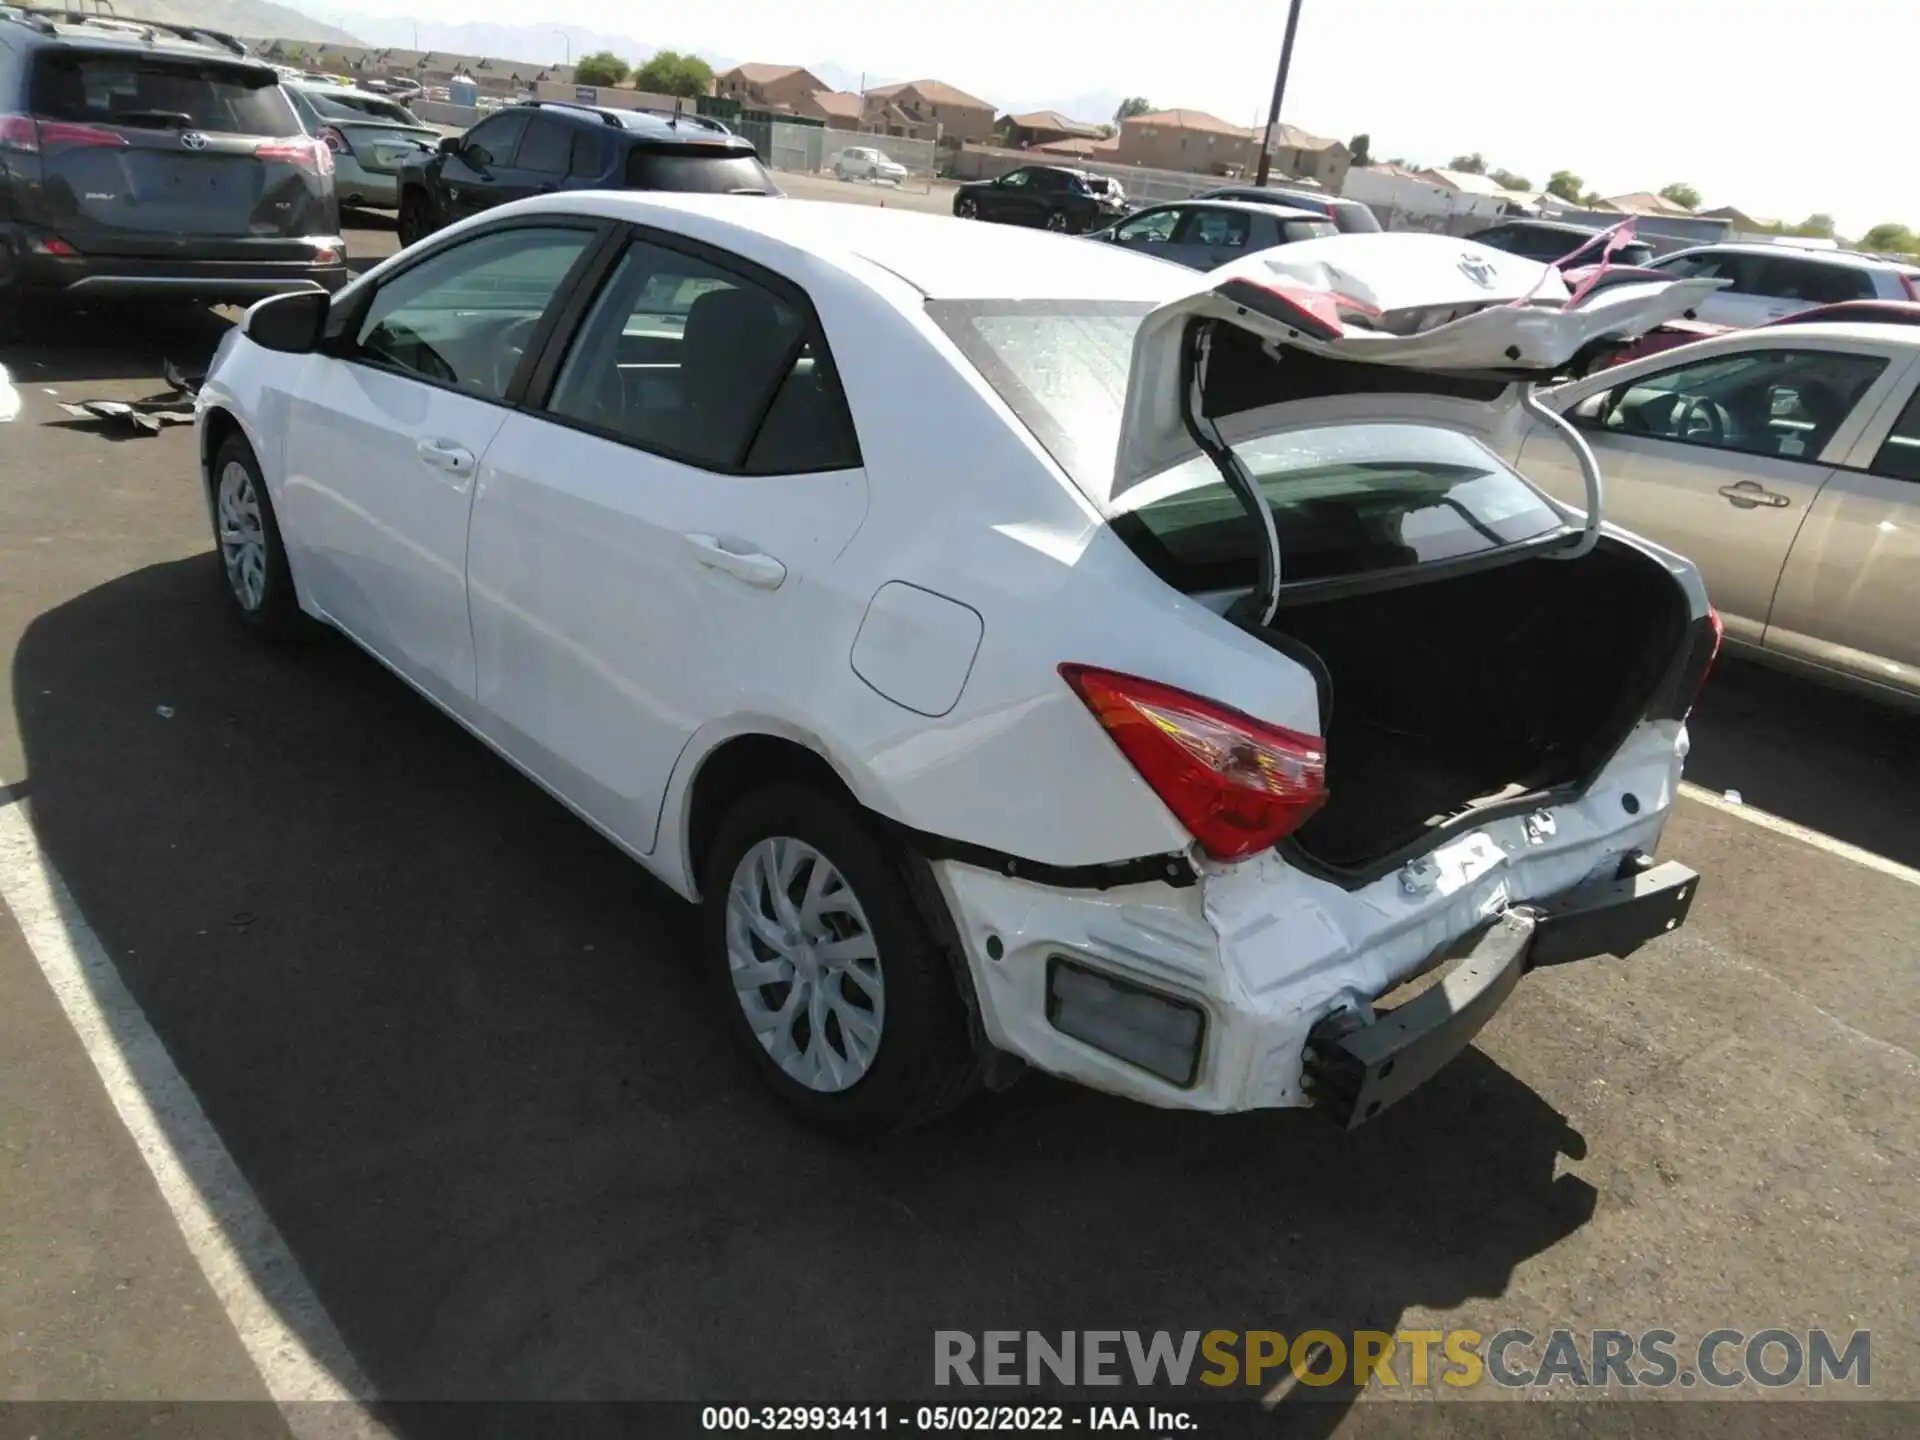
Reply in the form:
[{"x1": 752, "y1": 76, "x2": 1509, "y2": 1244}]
[
  {"x1": 1665, "y1": 242, "x2": 1910, "y2": 272},
  {"x1": 508, "y1": 192, "x2": 1194, "y2": 302}
]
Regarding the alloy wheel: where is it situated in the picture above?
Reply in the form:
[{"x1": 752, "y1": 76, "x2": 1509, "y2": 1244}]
[
  {"x1": 725, "y1": 836, "x2": 885, "y2": 1093},
  {"x1": 216, "y1": 460, "x2": 267, "y2": 612},
  {"x1": 957, "y1": 197, "x2": 978, "y2": 219},
  {"x1": 1046, "y1": 210, "x2": 1070, "y2": 232}
]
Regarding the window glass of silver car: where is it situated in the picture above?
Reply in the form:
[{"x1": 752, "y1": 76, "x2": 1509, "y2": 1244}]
[{"x1": 1583, "y1": 349, "x2": 1887, "y2": 460}]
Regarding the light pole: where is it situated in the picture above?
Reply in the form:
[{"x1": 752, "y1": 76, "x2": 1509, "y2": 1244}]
[
  {"x1": 1253, "y1": 0, "x2": 1305, "y2": 189},
  {"x1": 554, "y1": 30, "x2": 570, "y2": 65}
]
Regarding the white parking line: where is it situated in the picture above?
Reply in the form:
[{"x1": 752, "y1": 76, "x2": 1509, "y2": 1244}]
[
  {"x1": 1678, "y1": 781, "x2": 1920, "y2": 888},
  {"x1": 0, "y1": 791, "x2": 386, "y2": 1439}
]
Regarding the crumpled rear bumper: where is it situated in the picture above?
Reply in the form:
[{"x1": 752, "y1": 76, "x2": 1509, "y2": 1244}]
[{"x1": 931, "y1": 721, "x2": 1692, "y2": 1118}]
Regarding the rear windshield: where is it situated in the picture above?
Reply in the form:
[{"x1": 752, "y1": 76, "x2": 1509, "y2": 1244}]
[
  {"x1": 306, "y1": 90, "x2": 422, "y2": 126},
  {"x1": 1284, "y1": 219, "x2": 1339, "y2": 242},
  {"x1": 31, "y1": 53, "x2": 298, "y2": 135},
  {"x1": 929, "y1": 301, "x2": 1567, "y2": 588},
  {"x1": 624, "y1": 146, "x2": 778, "y2": 194},
  {"x1": 1111, "y1": 427, "x2": 1568, "y2": 590}
]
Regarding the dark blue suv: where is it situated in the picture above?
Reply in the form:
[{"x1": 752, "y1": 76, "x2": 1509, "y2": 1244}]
[{"x1": 397, "y1": 99, "x2": 777, "y2": 246}]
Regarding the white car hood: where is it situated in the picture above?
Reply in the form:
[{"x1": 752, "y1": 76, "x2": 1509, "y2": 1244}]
[{"x1": 1106, "y1": 232, "x2": 1724, "y2": 510}]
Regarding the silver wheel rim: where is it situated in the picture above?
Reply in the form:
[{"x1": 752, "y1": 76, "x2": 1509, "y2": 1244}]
[
  {"x1": 725, "y1": 836, "x2": 884, "y2": 1093},
  {"x1": 216, "y1": 460, "x2": 267, "y2": 612},
  {"x1": 1047, "y1": 211, "x2": 1068, "y2": 231},
  {"x1": 958, "y1": 199, "x2": 976, "y2": 217}
]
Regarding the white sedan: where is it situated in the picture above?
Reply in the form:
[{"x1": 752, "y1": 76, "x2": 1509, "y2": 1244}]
[
  {"x1": 833, "y1": 146, "x2": 909, "y2": 184},
  {"x1": 195, "y1": 198, "x2": 1719, "y2": 1136}
]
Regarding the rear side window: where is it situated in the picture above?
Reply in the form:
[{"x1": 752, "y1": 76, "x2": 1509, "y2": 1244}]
[
  {"x1": 623, "y1": 145, "x2": 775, "y2": 194},
  {"x1": 308, "y1": 90, "x2": 418, "y2": 125},
  {"x1": 1282, "y1": 218, "x2": 1338, "y2": 242},
  {"x1": 545, "y1": 239, "x2": 858, "y2": 473},
  {"x1": 1871, "y1": 389, "x2": 1920, "y2": 483},
  {"x1": 30, "y1": 53, "x2": 298, "y2": 135},
  {"x1": 1760, "y1": 258, "x2": 1876, "y2": 305},
  {"x1": 569, "y1": 129, "x2": 603, "y2": 177},
  {"x1": 1656, "y1": 251, "x2": 1766, "y2": 293},
  {"x1": 515, "y1": 116, "x2": 570, "y2": 174}
]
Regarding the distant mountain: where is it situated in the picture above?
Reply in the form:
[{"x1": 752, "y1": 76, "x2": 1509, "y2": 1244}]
[
  {"x1": 804, "y1": 61, "x2": 900, "y2": 97},
  {"x1": 327, "y1": 14, "x2": 739, "y2": 72},
  {"x1": 92, "y1": 0, "x2": 358, "y2": 44}
]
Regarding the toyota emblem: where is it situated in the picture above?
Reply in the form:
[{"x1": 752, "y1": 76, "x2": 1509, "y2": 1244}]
[
  {"x1": 180, "y1": 131, "x2": 208, "y2": 151},
  {"x1": 1457, "y1": 253, "x2": 1499, "y2": 288}
]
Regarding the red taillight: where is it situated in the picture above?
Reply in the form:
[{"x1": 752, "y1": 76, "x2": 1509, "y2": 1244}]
[
  {"x1": 28, "y1": 235, "x2": 78, "y2": 256},
  {"x1": 255, "y1": 136, "x2": 332, "y2": 176},
  {"x1": 1060, "y1": 664, "x2": 1327, "y2": 861},
  {"x1": 317, "y1": 125, "x2": 347, "y2": 156},
  {"x1": 0, "y1": 114, "x2": 127, "y2": 151}
]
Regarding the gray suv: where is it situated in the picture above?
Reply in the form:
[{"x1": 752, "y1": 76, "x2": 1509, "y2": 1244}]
[{"x1": 0, "y1": 10, "x2": 347, "y2": 308}]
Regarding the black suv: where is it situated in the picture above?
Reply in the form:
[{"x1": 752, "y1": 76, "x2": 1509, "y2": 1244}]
[
  {"x1": 0, "y1": 9, "x2": 346, "y2": 306},
  {"x1": 951, "y1": 164, "x2": 1129, "y2": 234},
  {"x1": 397, "y1": 100, "x2": 777, "y2": 246},
  {"x1": 1467, "y1": 219, "x2": 1655, "y2": 269}
]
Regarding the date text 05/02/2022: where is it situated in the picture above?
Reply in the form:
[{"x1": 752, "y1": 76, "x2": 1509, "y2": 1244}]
[{"x1": 700, "y1": 1405, "x2": 1195, "y2": 1431}]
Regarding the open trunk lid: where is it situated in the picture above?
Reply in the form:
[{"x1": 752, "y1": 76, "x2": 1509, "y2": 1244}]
[{"x1": 23, "y1": 48, "x2": 333, "y2": 252}]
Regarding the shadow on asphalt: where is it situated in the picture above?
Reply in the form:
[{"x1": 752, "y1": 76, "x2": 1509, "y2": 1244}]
[
  {"x1": 1682, "y1": 655, "x2": 1918, "y2": 869},
  {"x1": 0, "y1": 300, "x2": 233, "y2": 388},
  {"x1": 14, "y1": 557, "x2": 1598, "y2": 1420}
]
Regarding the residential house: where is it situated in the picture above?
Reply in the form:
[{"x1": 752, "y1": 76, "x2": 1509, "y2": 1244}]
[
  {"x1": 1342, "y1": 162, "x2": 1460, "y2": 220},
  {"x1": 1030, "y1": 134, "x2": 1121, "y2": 160},
  {"x1": 716, "y1": 64, "x2": 831, "y2": 112},
  {"x1": 1003, "y1": 110, "x2": 1106, "y2": 151},
  {"x1": 793, "y1": 89, "x2": 865, "y2": 130},
  {"x1": 1271, "y1": 123, "x2": 1351, "y2": 192},
  {"x1": 1700, "y1": 204, "x2": 1780, "y2": 231},
  {"x1": 862, "y1": 80, "x2": 997, "y2": 146},
  {"x1": 1598, "y1": 191, "x2": 1697, "y2": 218},
  {"x1": 1115, "y1": 109, "x2": 1257, "y2": 175}
]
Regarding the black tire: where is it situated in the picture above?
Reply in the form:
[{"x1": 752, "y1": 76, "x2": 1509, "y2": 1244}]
[
  {"x1": 701, "y1": 782, "x2": 980, "y2": 1138},
  {"x1": 397, "y1": 188, "x2": 433, "y2": 248},
  {"x1": 955, "y1": 196, "x2": 978, "y2": 219},
  {"x1": 209, "y1": 433, "x2": 304, "y2": 642},
  {"x1": 1045, "y1": 209, "x2": 1070, "y2": 232}
]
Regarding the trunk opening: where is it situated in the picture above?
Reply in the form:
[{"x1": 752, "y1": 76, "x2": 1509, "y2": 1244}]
[{"x1": 1265, "y1": 538, "x2": 1690, "y2": 877}]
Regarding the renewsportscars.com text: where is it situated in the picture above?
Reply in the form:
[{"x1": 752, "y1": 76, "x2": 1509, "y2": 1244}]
[{"x1": 934, "y1": 1328, "x2": 1871, "y2": 1391}]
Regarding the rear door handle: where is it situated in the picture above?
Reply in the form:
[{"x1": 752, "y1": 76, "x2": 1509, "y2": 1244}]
[
  {"x1": 684, "y1": 533, "x2": 787, "y2": 590},
  {"x1": 1718, "y1": 481, "x2": 1791, "y2": 509},
  {"x1": 416, "y1": 439, "x2": 475, "y2": 475}
]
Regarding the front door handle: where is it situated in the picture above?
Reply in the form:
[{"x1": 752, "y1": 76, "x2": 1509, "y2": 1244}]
[
  {"x1": 416, "y1": 438, "x2": 475, "y2": 475},
  {"x1": 684, "y1": 533, "x2": 787, "y2": 590},
  {"x1": 1717, "y1": 480, "x2": 1791, "y2": 509}
]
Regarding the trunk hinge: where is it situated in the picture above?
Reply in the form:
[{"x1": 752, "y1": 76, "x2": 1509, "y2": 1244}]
[
  {"x1": 1518, "y1": 382, "x2": 1605, "y2": 561},
  {"x1": 1180, "y1": 319, "x2": 1284, "y2": 627}
]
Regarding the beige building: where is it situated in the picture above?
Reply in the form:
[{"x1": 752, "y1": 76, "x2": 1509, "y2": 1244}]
[
  {"x1": 1003, "y1": 110, "x2": 1106, "y2": 150},
  {"x1": 792, "y1": 89, "x2": 865, "y2": 130},
  {"x1": 1272, "y1": 124, "x2": 1351, "y2": 192},
  {"x1": 715, "y1": 64, "x2": 832, "y2": 110},
  {"x1": 1115, "y1": 109, "x2": 1257, "y2": 174},
  {"x1": 861, "y1": 80, "x2": 997, "y2": 146}
]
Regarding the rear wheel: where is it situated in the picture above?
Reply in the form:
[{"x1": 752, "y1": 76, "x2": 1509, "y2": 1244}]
[
  {"x1": 701, "y1": 782, "x2": 979, "y2": 1138},
  {"x1": 1045, "y1": 209, "x2": 1070, "y2": 232},
  {"x1": 397, "y1": 188, "x2": 433, "y2": 247},
  {"x1": 955, "y1": 195, "x2": 979, "y2": 219}
]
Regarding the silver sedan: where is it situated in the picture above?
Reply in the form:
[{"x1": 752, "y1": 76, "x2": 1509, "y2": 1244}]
[{"x1": 1517, "y1": 321, "x2": 1920, "y2": 704}]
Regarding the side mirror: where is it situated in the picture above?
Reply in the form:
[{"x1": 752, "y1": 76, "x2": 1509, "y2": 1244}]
[
  {"x1": 437, "y1": 134, "x2": 461, "y2": 155},
  {"x1": 1570, "y1": 391, "x2": 1610, "y2": 425},
  {"x1": 243, "y1": 290, "x2": 330, "y2": 355}
]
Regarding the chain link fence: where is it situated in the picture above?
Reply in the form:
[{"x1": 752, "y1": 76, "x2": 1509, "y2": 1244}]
[{"x1": 739, "y1": 123, "x2": 939, "y2": 194}]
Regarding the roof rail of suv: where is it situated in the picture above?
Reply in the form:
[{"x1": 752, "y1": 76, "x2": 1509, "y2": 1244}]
[
  {"x1": 13, "y1": 6, "x2": 252, "y2": 55},
  {"x1": 509, "y1": 96, "x2": 734, "y2": 136}
]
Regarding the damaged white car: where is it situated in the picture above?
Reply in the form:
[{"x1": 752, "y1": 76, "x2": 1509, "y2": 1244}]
[{"x1": 195, "y1": 197, "x2": 1724, "y2": 1135}]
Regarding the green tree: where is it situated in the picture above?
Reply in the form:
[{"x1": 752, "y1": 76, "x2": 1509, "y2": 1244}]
[
  {"x1": 1860, "y1": 222, "x2": 1919, "y2": 254},
  {"x1": 1579, "y1": 190, "x2": 1602, "y2": 207},
  {"x1": 1783, "y1": 213, "x2": 1837, "y2": 238},
  {"x1": 632, "y1": 50, "x2": 714, "y2": 98},
  {"x1": 1346, "y1": 132, "x2": 1372, "y2": 167},
  {"x1": 1546, "y1": 170, "x2": 1583, "y2": 202},
  {"x1": 1447, "y1": 152, "x2": 1486, "y2": 174},
  {"x1": 1489, "y1": 167, "x2": 1531, "y2": 192},
  {"x1": 1658, "y1": 182, "x2": 1701, "y2": 211},
  {"x1": 1114, "y1": 96, "x2": 1153, "y2": 124},
  {"x1": 572, "y1": 51, "x2": 629, "y2": 87}
]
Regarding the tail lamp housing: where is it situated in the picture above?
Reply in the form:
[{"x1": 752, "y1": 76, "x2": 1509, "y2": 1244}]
[{"x1": 1060, "y1": 664, "x2": 1327, "y2": 861}]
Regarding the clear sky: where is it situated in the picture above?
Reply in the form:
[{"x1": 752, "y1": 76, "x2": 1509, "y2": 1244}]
[{"x1": 346, "y1": 0, "x2": 1916, "y2": 238}]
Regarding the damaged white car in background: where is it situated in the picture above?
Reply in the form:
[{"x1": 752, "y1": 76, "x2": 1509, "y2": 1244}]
[{"x1": 196, "y1": 198, "x2": 1724, "y2": 1135}]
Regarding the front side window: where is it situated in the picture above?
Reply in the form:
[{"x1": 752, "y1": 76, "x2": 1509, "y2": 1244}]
[
  {"x1": 1593, "y1": 348, "x2": 1887, "y2": 460},
  {"x1": 1115, "y1": 209, "x2": 1178, "y2": 243},
  {"x1": 546, "y1": 240, "x2": 859, "y2": 473},
  {"x1": 999, "y1": 169, "x2": 1032, "y2": 188},
  {"x1": 514, "y1": 116, "x2": 571, "y2": 174},
  {"x1": 1871, "y1": 388, "x2": 1920, "y2": 483},
  {"x1": 461, "y1": 111, "x2": 527, "y2": 168},
  {"x1": 354, "y1": 226, "x2": 594, "y2": 398}
]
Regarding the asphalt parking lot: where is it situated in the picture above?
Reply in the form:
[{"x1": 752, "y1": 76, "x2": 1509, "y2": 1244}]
[{"x1": 1, "y1": 208, "x2": 1917, "y2": 1435}]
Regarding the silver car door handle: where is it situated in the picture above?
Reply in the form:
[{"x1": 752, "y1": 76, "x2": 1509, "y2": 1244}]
[
  {"x1": 1717, "y1": 481, "x2": 1791, "y2": 509},
  {"x1": 415, "y1": 439, "x2": 475, "y2": 475},
  {"x1": 684, "y1": 533, "x2": 787, "y2": 590}
]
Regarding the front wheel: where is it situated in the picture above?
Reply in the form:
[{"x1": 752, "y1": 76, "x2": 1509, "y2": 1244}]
[
  {"x1": 210, "y1": 433, "x2": 303, "y2": 641},
  {"x1": 701, "y1": 782, "x2": 979, "y2": 1138},
  {"x1": 1044, "y1": 209, "x2": 1071, "y2": 232},
  {"x1": 955, "y1": 196, "x2": 978, "y2": 219}
]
